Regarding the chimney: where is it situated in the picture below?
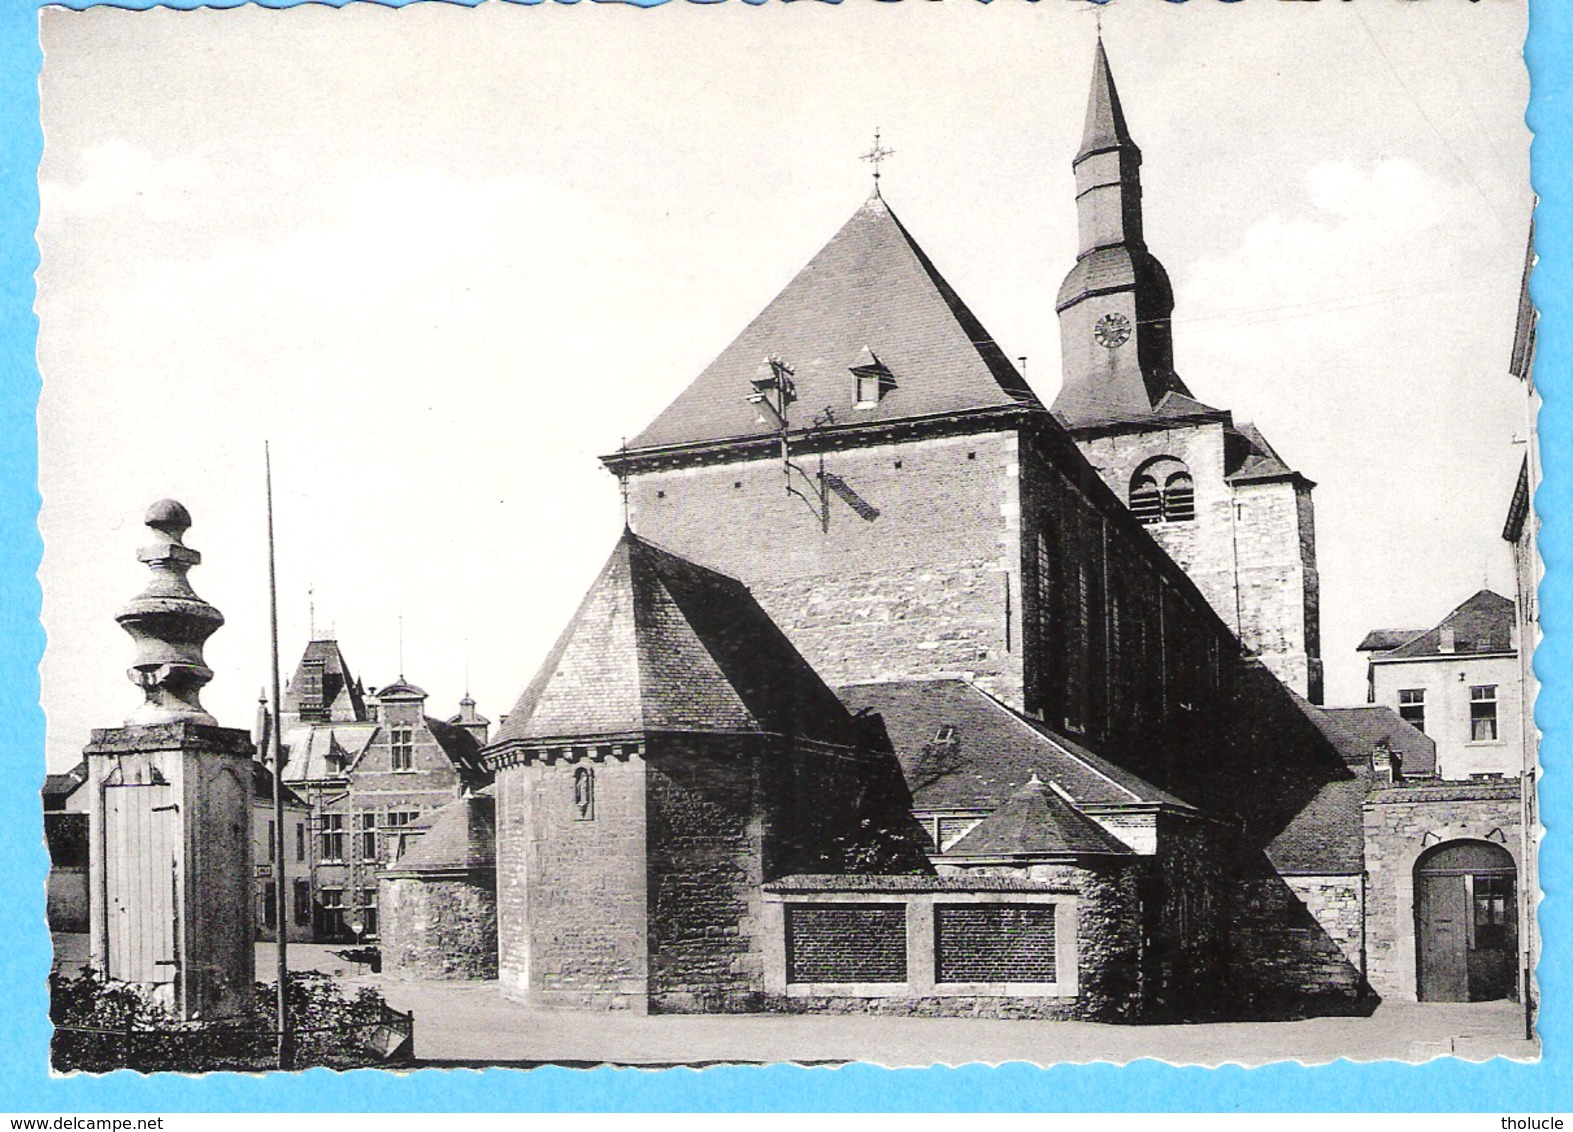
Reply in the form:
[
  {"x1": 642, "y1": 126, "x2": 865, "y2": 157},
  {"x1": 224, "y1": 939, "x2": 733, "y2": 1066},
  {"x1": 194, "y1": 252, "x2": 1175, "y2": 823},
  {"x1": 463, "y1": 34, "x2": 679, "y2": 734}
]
[
  {"x1": 1371, "y1": 741, "x2": 1398, "y2": 787},
  {"x1": 1439, "y1": 624, "x2": 1456, "y2": 653}
]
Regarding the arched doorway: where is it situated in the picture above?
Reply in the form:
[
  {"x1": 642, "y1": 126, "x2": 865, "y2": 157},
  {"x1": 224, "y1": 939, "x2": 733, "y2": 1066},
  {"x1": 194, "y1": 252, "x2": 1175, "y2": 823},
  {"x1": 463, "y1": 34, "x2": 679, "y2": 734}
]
[{"x1": 1414, "y1": 840, "x2": 1517, "y2": 1003}]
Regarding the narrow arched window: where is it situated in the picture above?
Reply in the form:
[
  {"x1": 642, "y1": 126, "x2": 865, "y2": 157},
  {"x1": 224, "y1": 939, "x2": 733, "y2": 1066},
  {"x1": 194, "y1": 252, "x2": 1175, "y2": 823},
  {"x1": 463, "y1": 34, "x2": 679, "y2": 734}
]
[
  {"x1": 1130, "y1": 457, "x2": 1195, "y2": 525},
  {"x1": 573, "y1": 766, "x2": 595, "y2": 821},
  {"x1": 1129, "y1": 474, "x2": 1162, "y2": 525},
  {"x1": 1164, "y1": 470, "x2": 1195, "y2": 522}
]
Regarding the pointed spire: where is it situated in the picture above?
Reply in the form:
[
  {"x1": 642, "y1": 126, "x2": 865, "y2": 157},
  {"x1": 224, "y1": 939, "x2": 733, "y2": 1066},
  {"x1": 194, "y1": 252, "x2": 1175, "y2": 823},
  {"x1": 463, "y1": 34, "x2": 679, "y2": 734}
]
[
  {"x1": 1053, "y1": 38, "x2": 1190, "y2": 428},
  {"x1": 1077, "y1": 38, "x2": 1134, "y2": 163}
]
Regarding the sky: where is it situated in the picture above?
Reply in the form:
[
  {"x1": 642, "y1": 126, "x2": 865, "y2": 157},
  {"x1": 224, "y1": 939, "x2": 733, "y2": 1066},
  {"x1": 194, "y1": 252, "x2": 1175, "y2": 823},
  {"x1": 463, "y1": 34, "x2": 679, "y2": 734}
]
[{"x1": 34, "y1": 0, "x2": 1533, "y2": 771}]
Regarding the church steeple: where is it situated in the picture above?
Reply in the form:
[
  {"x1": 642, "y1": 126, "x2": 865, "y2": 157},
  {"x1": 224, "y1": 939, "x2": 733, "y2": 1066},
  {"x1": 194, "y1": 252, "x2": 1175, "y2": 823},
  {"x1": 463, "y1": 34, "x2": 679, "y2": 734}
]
[{"x1": 1053, "y1": 40, "x2": 1189, "y2": 428}]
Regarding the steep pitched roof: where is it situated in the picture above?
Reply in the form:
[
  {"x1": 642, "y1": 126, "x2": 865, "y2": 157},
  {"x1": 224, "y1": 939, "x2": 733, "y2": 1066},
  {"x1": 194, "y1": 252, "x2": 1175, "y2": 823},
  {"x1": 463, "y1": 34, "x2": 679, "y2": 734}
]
[
  {"x1": 491, "y1": 531, "x2": 862, "y2": 748},
  {"x1": 1264, "y1": 766, "x2": 1369, "y2": 875},
  {"x1": 1380, "y1": 590, "x2": 1516, "y2": 660},
  {"x1": 836, "y1": 677, "x2": 1189, "y2": 812},
  {"x1": 424, "y1": 716, "x2": 488, "y2": 780},
  {"x1": 1077, "y1": 38, "x2": 1135, "y2": 162},
  {"x1": 384, "y1": 794, "x2": 495, "y2": 875},
  {"x1": 1226, "y1": 422, "x2": 1303, "y2": 484},
  {"x1": 250, "y1": 761, "x2": 308, "y2": 809},
  {"x1": 282, "y1": 638, "x2": 366, "y2": 722},
  {"x1": 947, "y1": 776, "x2": 1133, "y2": 857},
  {"x1": 624, "y1": 195, "x2": 1039, "y2": 455},
  {"x1": 1322, "y1": 706, "x2": 1437, "y2": 779}
]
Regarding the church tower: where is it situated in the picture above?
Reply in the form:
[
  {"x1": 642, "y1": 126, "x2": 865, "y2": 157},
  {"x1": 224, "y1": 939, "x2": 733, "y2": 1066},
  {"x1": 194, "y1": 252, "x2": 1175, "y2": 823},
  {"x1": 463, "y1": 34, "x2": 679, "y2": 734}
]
[
  {"x1": 1052, "y1": 42, "x2": 1324, "y2": 704},
  {"x1": 1054, "y1": 40, "x2": 1187, "y2": 426}
]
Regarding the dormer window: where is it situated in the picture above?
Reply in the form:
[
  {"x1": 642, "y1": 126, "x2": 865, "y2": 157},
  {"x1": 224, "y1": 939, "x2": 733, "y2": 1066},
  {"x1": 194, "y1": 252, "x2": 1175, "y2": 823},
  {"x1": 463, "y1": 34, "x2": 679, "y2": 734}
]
[
  {"x1": 1130, "y1": 456, "x2": 1195, "y2": 525},
  {"x1": 850, "y1": 347, "x2": 896, "y2": 408}
]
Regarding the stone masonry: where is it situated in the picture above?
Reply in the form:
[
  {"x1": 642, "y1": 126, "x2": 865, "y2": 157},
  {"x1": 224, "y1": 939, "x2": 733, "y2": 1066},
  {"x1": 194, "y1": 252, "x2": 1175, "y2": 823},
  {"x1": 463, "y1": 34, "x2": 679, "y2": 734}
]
[{"x1": 1363, "y1": 780, "x2": 1523, "y2": 1001}]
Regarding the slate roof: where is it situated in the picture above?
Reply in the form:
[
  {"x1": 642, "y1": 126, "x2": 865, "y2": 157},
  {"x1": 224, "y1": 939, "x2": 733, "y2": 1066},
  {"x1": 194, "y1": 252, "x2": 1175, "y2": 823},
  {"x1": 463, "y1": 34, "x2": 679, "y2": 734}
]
[
  {"x1": 1378, "y1": 590, "x2": 1516, "y2": 660},
  {"x1": 384, "y1": 794, "x2": 495, "y2": 875},
  {"x1": 424, "y1": 717, "x2": 488, "y2": 779},
  {"x1": 835, "y1": 678, "x2": 1189, "y2": 812},
  {"x1": 43, "y1": 762, "x2": 87, "y2": 802},
  {"x1": 947, "y1": 776, "x2": 1134, "y2": 858},
  {"x1": 1322, "y1": 706, "x2": 1437, "y2": 779},
  {"x1": 1504, "y1": 456, "x2": 1531, "y2": 543},
  {"x1": 1079, "y1": 40, "x2": 1134, "y2": 160},
  {"x1": 251, "y1": 761, "x2": 308, "y2": 809},
  {"x1": 1226, "y1": 422, "x2": 1302, "y2": 484},
  {"x1": 623, "y1": 194, "x2": 1040, "y2": 455},
  {"x1": 282, "y1": 638, "x2": 366, "y2": 722},
  {"x1": 1239, "y1": 692, "x2": 1369, "y2": 876},
  {"x1": 1357, "y1": 629, "x2": 1424, "y2": 653},
  {"x1": 279, "y1": 723, "x2": 377, "y2": 784},
  {"x1": 1263, "y1": 764, "x2": 1369, "y2": 875},
  {"x1": 491, "y1": 531, "x2": 864, "y2": 748}
]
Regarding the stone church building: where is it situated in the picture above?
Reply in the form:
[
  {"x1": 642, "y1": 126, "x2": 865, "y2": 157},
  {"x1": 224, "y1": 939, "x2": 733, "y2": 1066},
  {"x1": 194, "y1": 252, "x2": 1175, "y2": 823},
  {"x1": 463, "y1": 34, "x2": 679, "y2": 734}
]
[{"x1": 465, "y1": 42, "x2": 1528, "y2": 1021}]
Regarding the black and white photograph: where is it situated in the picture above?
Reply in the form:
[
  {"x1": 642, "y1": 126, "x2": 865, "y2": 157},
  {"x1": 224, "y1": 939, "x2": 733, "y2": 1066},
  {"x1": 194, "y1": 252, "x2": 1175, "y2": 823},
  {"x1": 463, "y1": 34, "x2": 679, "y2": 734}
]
[{"x1": 33, "y1": 0, "x2": 1540, "y2": 1074}]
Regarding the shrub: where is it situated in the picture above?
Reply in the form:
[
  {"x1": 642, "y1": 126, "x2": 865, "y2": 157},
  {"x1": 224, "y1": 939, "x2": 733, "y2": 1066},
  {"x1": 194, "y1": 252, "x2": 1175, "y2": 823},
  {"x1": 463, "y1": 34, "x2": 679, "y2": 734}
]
[{"x1": 50, "y1": 967, "x2": 405, "y2": 1073}]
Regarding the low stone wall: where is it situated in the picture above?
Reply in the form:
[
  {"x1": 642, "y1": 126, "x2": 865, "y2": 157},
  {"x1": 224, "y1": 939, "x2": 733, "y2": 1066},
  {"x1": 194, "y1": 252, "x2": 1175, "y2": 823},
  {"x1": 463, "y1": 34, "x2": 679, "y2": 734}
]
[
  {"x1": 757, "y1": 866, "x2": 1145, "y2": 1022},
  {"x1": 380, "y1": 873, "x2": 498, "y2": 980}
]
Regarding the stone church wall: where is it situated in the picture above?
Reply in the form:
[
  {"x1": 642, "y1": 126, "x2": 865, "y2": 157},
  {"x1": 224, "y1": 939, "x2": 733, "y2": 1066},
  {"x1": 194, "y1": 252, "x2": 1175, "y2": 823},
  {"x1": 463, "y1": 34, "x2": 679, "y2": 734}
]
[
  {"x1": 1069, "y1": 420, "x2": 1319, "y2": 703},
  {"x1": 1229, "y1": 874, "x2": 1367, "y2": 1010},
  {"x1": 627, "y1": 430, "x2": 1026, "y2": 709},
  {"x1": 1233, "y1": 477, "x2": 1320, "y2": 703},
  {"x1": 1146, "y1": 813, "x2": 1233, "y2": 1018},
  {"x1": 495, "y1": 753, "x2": 649, "y2": 1010},
  {"x1": 380, "y1": 873, "x2": 497, "y2": 980},
  {"x1": 645, "y1": 739, "x2": 764, "y2": 1013},
  {"x1": 1072, "y1": 420, "x2": 1236, "y2": 642}
]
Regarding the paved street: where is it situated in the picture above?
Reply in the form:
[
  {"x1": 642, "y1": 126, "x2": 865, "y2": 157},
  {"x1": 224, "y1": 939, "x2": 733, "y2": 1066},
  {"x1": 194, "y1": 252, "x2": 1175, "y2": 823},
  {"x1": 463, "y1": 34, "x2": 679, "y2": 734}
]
[
  {"x1": 50, "y1": 934, "x2": 1537, "y2": 1069},
  {"x1": 366, "y1": 980, "x2": 1536, "y2": 1069}
]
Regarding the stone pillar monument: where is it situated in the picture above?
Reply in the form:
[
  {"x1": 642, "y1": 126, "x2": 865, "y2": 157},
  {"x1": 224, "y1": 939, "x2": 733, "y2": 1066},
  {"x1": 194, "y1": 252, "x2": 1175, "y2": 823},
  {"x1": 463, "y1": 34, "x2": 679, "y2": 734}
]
[{"x1": 84, "y1": 500, "x2": 255, "y2": 1020}]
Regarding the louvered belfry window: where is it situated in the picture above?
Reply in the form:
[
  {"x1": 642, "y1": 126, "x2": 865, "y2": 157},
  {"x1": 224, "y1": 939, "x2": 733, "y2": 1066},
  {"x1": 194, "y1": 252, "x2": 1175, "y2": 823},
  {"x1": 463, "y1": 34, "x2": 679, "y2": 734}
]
[{"x1": 1130, "y1": 456, "x2": 1195, "y2": 525}]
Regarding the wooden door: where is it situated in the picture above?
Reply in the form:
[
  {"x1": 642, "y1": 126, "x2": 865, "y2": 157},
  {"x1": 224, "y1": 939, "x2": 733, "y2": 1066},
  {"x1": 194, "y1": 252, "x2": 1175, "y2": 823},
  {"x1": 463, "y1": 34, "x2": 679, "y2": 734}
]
[
  {"x1": 103, "y1": 783, "x2": 179, "y2": 999},
  {"x1": 1415, "y1": 840, "x2": 1518, "y2": 1003},
  {"x1": 1416, "y1": 870, "x2": 1468, "y2": 1002}
]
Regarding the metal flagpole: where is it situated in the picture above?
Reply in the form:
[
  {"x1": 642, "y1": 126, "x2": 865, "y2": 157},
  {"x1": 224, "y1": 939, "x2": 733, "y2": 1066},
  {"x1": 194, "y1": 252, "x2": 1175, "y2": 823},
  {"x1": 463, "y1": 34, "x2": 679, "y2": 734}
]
[{"x1": 266, "y1": 442, "x2": 294, "y2": 1069}]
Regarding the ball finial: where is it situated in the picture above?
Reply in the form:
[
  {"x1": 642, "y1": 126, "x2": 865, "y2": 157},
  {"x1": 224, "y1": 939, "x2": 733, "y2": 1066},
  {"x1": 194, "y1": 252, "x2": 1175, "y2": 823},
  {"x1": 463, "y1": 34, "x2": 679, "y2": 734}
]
[{"x1": 144, "y1": 498, "x2": 192, "y2": 540}]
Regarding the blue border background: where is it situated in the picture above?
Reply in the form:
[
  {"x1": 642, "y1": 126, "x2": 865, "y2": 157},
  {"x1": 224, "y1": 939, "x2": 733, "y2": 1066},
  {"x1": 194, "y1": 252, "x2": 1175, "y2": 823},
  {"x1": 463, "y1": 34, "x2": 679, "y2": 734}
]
[{"x1": 1, "y1": 0, "x2": 1566, "y2": 1112}]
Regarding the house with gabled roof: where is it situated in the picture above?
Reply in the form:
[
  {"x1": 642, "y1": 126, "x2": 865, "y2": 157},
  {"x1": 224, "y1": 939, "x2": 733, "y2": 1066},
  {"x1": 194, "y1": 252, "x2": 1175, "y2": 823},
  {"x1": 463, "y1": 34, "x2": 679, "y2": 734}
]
[
  {"x1": 1359, "y1": 590, "x2": 1520, "y2": 779},
  {"x1": 278, "y1": 636, "x2": 491, "y2": 941}
]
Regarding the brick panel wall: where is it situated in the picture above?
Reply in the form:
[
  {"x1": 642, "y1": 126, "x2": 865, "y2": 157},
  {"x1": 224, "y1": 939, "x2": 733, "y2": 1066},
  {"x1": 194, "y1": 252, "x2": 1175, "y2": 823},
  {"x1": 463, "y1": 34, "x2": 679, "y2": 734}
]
[
  {"x1": 786, "y1": 904, "x2": 908, "y2": 983},
  {"x1": 934, "y1": 904, "x2": 1056, "y2": 983}
]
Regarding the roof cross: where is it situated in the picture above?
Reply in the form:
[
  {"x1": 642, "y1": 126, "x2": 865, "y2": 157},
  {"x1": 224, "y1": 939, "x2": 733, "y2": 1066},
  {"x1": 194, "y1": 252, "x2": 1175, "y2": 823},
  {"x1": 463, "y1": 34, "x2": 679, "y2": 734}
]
[{"x1": 859, "y1": 128, "x2": 895, "y2": 187}]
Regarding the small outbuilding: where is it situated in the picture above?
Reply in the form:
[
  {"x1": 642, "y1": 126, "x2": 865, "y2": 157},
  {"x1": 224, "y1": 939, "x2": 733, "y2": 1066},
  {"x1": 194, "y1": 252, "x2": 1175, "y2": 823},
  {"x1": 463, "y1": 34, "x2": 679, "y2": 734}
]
[{"x1": 378, "y1": 791, "x2": 498, "y2": 980}]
